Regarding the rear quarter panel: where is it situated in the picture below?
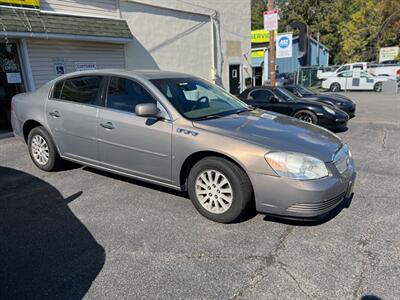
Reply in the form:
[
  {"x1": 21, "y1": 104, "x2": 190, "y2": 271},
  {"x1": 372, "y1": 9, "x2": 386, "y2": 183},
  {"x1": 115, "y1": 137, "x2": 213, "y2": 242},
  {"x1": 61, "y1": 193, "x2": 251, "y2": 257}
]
[{"x1": 12, "y1": 83, "x2": 51, "y2": 139}]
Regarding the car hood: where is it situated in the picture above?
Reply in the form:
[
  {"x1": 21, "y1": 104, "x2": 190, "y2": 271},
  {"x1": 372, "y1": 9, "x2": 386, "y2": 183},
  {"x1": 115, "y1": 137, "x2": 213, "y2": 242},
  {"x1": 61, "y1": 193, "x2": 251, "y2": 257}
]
[
  {"x1": 304, "y1": 95, "x2": 353, "y2": 106},
  {"x1": 192, "y1": 110, "x2": 343, "y2": 162}
]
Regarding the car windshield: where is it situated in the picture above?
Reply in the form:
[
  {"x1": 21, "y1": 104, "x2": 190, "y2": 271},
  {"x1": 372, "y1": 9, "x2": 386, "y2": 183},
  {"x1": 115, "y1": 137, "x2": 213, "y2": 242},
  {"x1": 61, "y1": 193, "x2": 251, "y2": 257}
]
[
  {"x1": 151, "y1": 77, "x2": 250, "y2": 120},
  {"x1": 297, "y1": 86, "x2": 315, "y2": 96},
  {"x1": 274, "y1": 87, "x2": 296, "y2": 102}
]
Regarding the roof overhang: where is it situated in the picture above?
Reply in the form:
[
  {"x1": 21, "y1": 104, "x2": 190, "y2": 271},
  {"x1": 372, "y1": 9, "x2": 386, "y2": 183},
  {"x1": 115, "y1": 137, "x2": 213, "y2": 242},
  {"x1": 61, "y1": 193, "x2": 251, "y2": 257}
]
[
  {"x1": 0, "y1": 31, "x2": 133, "y2": 44},
  {"x1": 0, "y1": 7, "x2": 133, "y2": 43}
]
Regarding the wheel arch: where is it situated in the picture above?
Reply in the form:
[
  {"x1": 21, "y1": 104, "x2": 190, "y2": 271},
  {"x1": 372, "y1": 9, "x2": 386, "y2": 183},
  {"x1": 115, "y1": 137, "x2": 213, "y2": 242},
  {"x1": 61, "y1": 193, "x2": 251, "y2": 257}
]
[
  {"x1": 23, "y1": 120, "x2": 44, "y2": 143},
  {"x1": 179, "y1": 151, "x2": 251, "y2": 191}
]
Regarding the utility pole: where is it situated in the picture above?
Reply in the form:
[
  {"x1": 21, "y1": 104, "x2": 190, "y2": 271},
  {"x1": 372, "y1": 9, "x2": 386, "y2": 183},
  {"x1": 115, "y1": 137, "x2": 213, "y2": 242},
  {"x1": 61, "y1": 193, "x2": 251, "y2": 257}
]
[{"x1": 267, "y1": 0, "x2": 276, "y2": 87}]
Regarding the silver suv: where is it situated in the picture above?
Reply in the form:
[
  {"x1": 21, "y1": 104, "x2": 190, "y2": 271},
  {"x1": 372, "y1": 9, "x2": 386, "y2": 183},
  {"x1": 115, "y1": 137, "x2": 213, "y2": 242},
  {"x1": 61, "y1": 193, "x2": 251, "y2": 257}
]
[{"x1": 11, "y1": 70, "x2": 356, "y2": 223}]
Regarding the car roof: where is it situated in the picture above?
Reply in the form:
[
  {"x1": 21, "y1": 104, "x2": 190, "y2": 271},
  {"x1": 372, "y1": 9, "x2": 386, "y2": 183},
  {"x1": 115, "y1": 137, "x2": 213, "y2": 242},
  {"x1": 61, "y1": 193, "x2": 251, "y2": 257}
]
[{"x1": 50, "y1": 69, "x2": 193, "y2": 83}]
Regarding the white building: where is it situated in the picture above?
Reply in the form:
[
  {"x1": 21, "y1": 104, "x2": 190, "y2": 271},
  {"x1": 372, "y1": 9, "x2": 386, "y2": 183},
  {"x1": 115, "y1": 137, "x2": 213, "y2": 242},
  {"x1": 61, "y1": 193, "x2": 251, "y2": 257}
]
[{"x1": 0, "y1": 0, "x2": 251, "y2": 129}]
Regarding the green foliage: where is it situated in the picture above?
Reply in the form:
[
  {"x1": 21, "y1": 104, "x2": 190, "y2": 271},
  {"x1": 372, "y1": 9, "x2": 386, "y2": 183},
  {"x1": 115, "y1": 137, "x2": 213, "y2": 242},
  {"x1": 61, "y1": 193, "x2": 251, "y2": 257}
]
[{"x1": 251, "y1": 0, "x2": 400, "y2": 64}]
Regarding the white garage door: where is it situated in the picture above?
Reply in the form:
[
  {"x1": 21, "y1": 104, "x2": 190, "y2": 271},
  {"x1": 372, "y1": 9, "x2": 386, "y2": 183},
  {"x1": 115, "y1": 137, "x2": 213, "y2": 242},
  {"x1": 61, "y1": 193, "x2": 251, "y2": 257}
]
[{"x1": 26, "y1": 39, "x2": 125, "y2": 88}]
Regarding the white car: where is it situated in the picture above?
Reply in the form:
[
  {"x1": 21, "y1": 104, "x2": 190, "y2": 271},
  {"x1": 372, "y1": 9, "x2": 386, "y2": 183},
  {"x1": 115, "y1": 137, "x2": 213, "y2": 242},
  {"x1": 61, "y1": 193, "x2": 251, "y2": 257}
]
[
  {"x1": 318, "y1": 62, "x2": 400, "y2": 80},
  {"x1": 321, "y1": 70, "x2": 392, "y2": 92}
]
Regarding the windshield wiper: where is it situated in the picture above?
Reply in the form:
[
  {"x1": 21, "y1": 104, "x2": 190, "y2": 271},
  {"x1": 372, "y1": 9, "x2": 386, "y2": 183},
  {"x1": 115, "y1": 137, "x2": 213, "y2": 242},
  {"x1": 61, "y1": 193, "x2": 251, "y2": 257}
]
[{"x1": 192, "y1": 114, "x2": 226, "y2": 121}]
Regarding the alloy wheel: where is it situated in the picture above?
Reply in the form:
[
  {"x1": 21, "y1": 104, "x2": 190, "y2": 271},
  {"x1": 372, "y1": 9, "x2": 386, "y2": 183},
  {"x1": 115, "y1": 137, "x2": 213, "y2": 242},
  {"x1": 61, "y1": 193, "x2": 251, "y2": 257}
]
[
  {"x1": 195, "y1": 169, "x2": 233, "y2": 214},
  {"x1": 31, "y1": 135, "x2": 50, "y2": 166},
  {"x1": 294, "y1": 112, "x2": 314, "y2": 123}
]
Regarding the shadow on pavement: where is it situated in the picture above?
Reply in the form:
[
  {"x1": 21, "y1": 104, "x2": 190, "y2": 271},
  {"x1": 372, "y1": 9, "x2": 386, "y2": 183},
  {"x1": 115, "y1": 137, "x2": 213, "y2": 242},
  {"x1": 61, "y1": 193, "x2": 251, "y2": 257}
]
[{"x1": 0, "y1": 167, "x2": 105, "y2": 299}]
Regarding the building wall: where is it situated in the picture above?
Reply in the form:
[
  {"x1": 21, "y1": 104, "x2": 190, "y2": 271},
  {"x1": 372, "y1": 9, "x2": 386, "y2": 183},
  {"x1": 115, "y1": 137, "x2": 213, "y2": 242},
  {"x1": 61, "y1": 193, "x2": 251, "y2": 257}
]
[
  {"x1": 120, "y1": 0, "x2": 251, "y2": 91},
  {"x1": 26, "y1": 39, "x2": 125, "y2": 87},
  {"x1": 40, "y1": 0, "x2": 119, "y2": 18},
  {"x1": 120, "y1": 1, "x2": 212, "y2": 81}
]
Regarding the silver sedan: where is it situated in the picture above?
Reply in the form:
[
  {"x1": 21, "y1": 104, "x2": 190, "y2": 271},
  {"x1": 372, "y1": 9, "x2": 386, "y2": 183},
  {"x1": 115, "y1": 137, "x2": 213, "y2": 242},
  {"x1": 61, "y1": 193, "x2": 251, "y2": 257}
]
[{"x1": 11, "y1": 69, "x2": 356, "y2": 223}]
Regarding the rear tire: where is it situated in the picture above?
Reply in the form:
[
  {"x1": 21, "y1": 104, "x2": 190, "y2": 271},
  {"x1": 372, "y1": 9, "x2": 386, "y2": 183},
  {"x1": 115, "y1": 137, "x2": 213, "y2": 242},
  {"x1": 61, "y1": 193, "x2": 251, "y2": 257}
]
[
  {"x1": 188, "y1": 157, "x2": 253, "y2": 223},
  {"x1": 330, "y1": 82, "x2": 341, "y2": 92},
  {"x1": 374, "y1": 82, "x2": 382, "y2": 92},
  {"x1": 293, "y1": 110, "x2": 318, "y2": 124},
  {"x1": 28, "y1": 126, "x2": 62, "y2": 171}
]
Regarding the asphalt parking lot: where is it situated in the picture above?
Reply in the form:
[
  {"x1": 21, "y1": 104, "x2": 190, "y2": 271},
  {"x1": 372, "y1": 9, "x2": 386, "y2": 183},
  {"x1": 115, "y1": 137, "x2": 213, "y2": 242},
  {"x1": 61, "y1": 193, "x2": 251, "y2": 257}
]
[{"x1": 1, "y1": 91, "x2": 399, "y2": 299}]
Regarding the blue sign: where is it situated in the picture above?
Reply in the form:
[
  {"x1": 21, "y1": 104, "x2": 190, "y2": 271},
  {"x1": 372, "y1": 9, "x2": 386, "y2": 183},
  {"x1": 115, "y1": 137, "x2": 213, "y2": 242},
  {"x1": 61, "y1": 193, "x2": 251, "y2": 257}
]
[{"x1": 278, "y1": 36, "x2": 290, "y2": 48}]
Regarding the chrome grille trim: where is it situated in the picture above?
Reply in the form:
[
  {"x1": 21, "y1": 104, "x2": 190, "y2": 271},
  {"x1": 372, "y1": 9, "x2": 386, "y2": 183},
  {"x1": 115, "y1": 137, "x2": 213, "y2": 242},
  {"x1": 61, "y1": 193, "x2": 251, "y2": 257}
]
[{"x1": 287, "y1": 192, "x2": 346, "y2": 213}]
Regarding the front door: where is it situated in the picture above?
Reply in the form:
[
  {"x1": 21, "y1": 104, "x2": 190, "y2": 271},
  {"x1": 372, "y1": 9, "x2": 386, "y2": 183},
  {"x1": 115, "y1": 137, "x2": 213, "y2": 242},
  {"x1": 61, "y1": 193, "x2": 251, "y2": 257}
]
[
  {"x1": 0, "y1": 42, "x2": 26, "y2": 130},
  {"x1": 98, "y1": 76, "x2": 172, "y2": 183},
  {"x1": 229, "y1": 64, "x2": 241, "y2": 95}
]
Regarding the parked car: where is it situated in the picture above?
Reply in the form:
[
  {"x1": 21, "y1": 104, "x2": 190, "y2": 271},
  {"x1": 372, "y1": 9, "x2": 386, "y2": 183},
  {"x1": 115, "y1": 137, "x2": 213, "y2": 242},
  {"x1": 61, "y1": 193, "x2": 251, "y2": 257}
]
[
  {"x1": 317, "y1": 62, "x2": 400, "y2": 80},
  {"x1": 321, "y1": 70, "x2": 392, "y2": 92},
  {"x1": 238, "y1": 86, "x2": 349, "y2": 130},
  {"x1": 11, "y1": 70, "x2": 356, "y2": 223},
  {"x1": 283, "y1": 85, "x2": 356, "y2": 118}
]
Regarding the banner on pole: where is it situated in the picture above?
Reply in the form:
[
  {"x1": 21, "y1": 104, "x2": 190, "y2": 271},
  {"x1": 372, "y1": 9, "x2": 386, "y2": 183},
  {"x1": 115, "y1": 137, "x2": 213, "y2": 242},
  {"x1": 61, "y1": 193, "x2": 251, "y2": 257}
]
[{"x1": 276, "y1": 33, "x2": 293, "y2": 58}]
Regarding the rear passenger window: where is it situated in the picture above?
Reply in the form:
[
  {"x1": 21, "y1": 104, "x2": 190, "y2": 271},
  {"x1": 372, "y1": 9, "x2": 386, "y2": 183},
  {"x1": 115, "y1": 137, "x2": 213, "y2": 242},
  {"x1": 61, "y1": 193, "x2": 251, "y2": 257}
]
[
  {"x1": 106, "y1": 77, "x2": 156, "y2": 113},
  {"x1": 57, "y1": 76, "x2": 102, "y2": 105},
  {"x1": 52, "y1": 81, "x2": 64, "y2": 99}
]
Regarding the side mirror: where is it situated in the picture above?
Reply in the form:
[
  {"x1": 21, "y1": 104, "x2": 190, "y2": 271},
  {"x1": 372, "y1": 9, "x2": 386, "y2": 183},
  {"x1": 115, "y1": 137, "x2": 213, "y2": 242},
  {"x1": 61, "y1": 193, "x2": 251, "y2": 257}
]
[
  {"x1": 135, "y1": 103, "x2": 160, "y2": 118},
  {"x1": 247, "y1": 95, "x2": 254, "y2": 101}
]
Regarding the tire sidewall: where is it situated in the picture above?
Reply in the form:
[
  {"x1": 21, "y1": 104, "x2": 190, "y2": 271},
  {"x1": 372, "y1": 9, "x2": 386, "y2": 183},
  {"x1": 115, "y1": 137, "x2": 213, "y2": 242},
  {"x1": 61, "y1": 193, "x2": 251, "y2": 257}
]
[
  {"x1": 28, "y1": 127, "x2": 57, "y2": 171},
  {"x1": 188, "y1": 157, "x2": 252, "y2": 223}
]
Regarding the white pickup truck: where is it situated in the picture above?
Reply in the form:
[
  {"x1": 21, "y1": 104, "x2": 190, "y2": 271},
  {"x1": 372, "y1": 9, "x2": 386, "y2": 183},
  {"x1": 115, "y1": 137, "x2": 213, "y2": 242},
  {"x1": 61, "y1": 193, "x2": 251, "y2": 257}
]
[{"x1": 317, "y1": 62, "x2": 400, "y2": 80}]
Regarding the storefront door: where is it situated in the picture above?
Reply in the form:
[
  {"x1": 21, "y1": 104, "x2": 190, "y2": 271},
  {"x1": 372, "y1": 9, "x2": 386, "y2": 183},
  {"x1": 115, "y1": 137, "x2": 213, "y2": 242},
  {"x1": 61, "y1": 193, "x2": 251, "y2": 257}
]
[
  {"x1": 0, "y1": 42, "x2": 25, "y2": 129},
  {"x1": 229, "y1": 64, "x2": 241, "y2": 95}
]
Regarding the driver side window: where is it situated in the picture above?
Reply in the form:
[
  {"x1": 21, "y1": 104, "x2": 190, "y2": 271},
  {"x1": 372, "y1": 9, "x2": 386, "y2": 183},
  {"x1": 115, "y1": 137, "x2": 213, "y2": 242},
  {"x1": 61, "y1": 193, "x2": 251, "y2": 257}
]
[
  {"x1": 106, "y1": 77, "x2": 168, "y2": 118},
  {"x1": 249, "y1": 90, "x2": 274, "y2": 102}
]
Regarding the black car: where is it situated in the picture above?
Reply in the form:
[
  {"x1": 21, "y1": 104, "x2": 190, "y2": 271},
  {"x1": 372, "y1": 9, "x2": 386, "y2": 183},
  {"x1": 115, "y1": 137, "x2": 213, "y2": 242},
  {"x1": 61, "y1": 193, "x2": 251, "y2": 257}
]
[
  {"x1": 283, "y1": 85, "x2": 356, "y2": 118},
  {"x1": 238, "y1": 86, "x2": 349, "y2": 130}
]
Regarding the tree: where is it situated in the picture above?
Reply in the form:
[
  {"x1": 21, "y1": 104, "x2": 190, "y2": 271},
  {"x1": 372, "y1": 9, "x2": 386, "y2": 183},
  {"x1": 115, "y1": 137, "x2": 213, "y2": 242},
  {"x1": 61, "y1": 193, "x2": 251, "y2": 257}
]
[{"x1": 251, "y1": 0, "x2": 400, "y2": 64}]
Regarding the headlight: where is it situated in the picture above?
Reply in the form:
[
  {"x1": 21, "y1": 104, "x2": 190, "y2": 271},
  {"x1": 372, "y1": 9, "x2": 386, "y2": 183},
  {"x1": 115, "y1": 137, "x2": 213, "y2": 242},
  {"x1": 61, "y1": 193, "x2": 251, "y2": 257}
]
[
  {"x1": 323, "y1": 106, "x2": 336, "y2": 115},
  {"x1": 265, "y1": 152, "x2": 329, "y2": 180}
]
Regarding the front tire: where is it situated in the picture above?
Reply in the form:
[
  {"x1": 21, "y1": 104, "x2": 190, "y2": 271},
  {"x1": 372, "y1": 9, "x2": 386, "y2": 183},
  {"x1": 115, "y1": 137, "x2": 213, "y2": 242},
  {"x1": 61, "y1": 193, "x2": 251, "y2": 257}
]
[
  {"x1": 374, "y1": 82, "x2": 383, "y2": 92},
  {"x1": 293, "y1": 110, "x2": 318, "y2": 124},
  {"x1": 188, "y1": 157, "x2": 253, "y2": 223},
  {"x1": 330, "y1": 82, "x2": 341, "y2": 92},
  {"x1": 28, "y1": 126, "x2": 62, "y2": 171}
]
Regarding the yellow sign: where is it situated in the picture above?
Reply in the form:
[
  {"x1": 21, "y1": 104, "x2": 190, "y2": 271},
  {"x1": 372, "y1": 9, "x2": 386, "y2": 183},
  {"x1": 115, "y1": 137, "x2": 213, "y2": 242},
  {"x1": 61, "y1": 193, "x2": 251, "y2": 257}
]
[
  {"x1": 251, "y1": 50, "x2": 265, "y2": 59},
  {"x1": 251, "y1": 29, "x2": 278, "y2": 44},
  {"x1": 0, "y1": 0, "x2": 39, "y2": 9}
]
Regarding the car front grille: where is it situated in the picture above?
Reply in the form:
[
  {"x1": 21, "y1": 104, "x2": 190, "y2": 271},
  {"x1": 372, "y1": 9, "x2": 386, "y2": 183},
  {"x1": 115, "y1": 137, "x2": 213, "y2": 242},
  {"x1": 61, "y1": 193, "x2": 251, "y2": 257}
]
[{"x1": 287, "y1": 192, "x2": 346, "y2": 213}]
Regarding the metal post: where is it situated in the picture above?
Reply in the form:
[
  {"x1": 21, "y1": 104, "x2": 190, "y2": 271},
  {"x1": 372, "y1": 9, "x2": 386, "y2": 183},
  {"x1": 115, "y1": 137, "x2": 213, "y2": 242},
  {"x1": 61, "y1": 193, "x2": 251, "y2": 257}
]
[{"x1": 268, "y1": 0, "x2": 276, "y2": 87}]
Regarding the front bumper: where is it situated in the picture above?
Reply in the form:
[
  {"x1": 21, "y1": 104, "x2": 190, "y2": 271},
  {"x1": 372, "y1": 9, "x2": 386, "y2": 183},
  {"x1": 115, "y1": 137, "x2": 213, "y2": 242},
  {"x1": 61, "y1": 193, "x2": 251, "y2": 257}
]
[
  {"x1": 341, "y1": 104, "x2": 356, "y2": 118},
  {"x1": 250, "y1": 158, "x2": 356, "y2": 219},
  {"x1": 318, "y1": 114, "x2": 349, "y2": 129}
]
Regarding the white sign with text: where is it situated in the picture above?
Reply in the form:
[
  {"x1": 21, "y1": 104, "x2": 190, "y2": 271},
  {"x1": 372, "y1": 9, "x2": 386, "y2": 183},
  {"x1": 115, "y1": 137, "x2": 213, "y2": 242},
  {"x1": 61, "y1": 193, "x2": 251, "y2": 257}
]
[{"x1": 276, "y1": 33, "x2": 293, "y2": 58}]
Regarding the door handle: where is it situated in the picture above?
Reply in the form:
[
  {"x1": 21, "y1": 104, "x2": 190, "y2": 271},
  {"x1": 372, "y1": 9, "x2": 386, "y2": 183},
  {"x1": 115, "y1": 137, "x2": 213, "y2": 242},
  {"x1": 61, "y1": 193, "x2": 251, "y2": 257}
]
[
  {"x1": 100, "y1": 122, "x2": 115, "y2": 130},
  {"x1": 49, "y1": 110, "x2": 61, "y2": 118}
]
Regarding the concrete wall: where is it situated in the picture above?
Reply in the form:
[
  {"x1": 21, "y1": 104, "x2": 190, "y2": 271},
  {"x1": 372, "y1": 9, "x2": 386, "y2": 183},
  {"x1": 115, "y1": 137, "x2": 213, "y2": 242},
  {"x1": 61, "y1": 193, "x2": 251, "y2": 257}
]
[{"x1": 121, "y1": 0, "x2": 251, "y2": 91}]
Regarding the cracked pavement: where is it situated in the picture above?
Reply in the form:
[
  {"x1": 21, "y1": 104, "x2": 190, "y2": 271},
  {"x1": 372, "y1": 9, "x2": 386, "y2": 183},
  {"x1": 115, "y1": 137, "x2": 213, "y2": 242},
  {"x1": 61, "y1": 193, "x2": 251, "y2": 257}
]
[{"x1": 1, "y1": 92, "x2": 399, "y2": 299}]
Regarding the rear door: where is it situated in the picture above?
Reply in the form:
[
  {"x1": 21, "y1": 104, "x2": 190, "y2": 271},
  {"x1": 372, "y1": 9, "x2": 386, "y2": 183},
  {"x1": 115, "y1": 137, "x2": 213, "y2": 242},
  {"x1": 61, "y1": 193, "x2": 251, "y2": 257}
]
[
  {"x1": 46, "y1": 75, "x2": 104, "y2": 163},
  {"x1": 97, "y1": 76, "x2": 172, "y2": 183}
]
